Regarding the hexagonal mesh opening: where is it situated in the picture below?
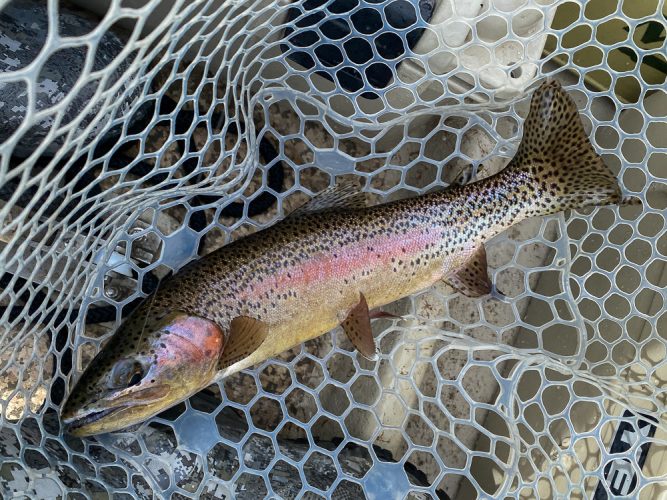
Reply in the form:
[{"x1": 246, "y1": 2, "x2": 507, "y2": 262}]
[{"x1": 1, "y1": 0, "x2": 665, "y2": 498}]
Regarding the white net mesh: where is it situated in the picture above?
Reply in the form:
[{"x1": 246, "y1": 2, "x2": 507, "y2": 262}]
[{"x1": 1, "y1": 0, "x2": 666, "y2": 497}]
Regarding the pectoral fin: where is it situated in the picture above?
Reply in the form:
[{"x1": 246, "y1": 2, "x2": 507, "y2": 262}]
[
  {"x1": 444, "y1": 246, "x2": 491, "y2": 298},
  {"x1": 218, "y1": 316, "x2": 268, "y2": 369},
  {"x1": 341, "y1": 293, "x2": 378, "y2": 360}
]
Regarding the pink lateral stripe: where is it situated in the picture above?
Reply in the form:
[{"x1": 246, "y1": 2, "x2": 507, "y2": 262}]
[{"x1": 245, "y1": 227, "x2": 442, "y2": 299}]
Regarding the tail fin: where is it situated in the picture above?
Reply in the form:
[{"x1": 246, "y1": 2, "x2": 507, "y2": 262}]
[{"x1": 511, "y1": 80, "x2": 622, "y2": 217}]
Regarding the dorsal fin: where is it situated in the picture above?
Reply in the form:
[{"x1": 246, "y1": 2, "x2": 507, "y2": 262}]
[{"x1": 289, "y1": 181, "x2": 367, "y2": 217}]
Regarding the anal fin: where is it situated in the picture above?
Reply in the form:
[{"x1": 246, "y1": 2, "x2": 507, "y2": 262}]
[
  {"x1": 341, "y1": 293, "x2": 378, "y2": 361},
  {"x1": 444, "y1": 246, "x2": 491, "y2": 298},
  {"x1": 218, "y1": 316, "x2": 268, "y2": 369}
]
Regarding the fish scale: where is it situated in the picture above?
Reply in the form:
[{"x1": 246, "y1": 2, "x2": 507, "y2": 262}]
[{"x1": 62, "y1": 80, "x2": 624, "y2": 436}]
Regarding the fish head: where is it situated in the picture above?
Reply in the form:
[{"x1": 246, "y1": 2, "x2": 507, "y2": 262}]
[{"x1": 61, "y1": 310, "x2": 224, "y2": 437}]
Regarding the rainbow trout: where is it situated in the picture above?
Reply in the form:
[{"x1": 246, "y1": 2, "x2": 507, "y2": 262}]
[{"x1": 62, "y1": 80, "x2": 623, "y2": 436}]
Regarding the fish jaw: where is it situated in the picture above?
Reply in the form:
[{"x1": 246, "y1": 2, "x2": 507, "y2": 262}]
[
  {"x1": 62, "y1": 312, "x2": 225, "y2": 436},
  {"x1": 63, "y1": 407, "x2": 123, "y2": 436},
  {"x1": 61, "y1": 386, "x2": 169, "y2": 437},
  {"x1": 62, "y1": 384, "x2": 171, "y2": 437}
]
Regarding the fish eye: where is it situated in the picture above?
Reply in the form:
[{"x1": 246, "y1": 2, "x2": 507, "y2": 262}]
[
  {"x1": 128, "y1": 370, "x2": 143, "y2": 387},
  {"x1": 111, "y1": 359, "x2": 145, "y2": 388}
]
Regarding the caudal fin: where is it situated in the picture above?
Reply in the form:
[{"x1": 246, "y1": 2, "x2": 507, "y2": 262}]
[{"x1": 511, "y1": 80, "x2": 622, "y2": 217}]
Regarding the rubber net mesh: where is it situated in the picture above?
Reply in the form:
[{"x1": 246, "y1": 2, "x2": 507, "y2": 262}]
[{"x1": 1, "y1": 0, "x2": 666, "y2": 497}]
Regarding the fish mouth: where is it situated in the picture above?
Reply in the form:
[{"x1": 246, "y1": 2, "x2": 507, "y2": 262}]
[
  {"x1": 64, "y1": 406, "x2": 126, "y2": 435},
  {"x1": 62, "y1": 385, "x2": 172, "y2": 437}
]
